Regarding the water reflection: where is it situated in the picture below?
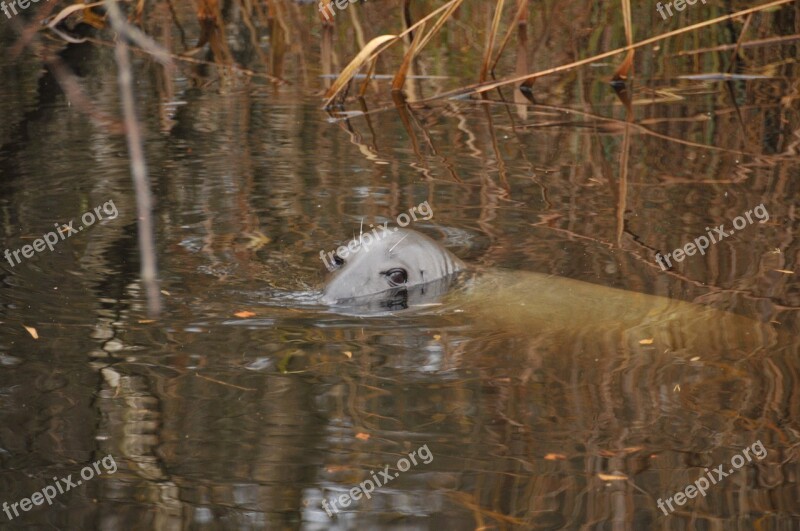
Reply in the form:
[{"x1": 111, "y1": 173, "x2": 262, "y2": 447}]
[{"x1": 1, "y1": 2, "x2": 799, "y2": 528}]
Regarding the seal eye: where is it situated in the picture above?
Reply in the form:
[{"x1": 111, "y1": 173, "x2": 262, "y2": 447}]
[{"x1": 384, "y1": 268, "x2": 407, "y2": 286}]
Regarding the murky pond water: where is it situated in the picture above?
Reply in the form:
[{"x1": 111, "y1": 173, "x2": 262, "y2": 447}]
[{"x1": 2, "y1": 1, "x2": 800, "y2": 529}]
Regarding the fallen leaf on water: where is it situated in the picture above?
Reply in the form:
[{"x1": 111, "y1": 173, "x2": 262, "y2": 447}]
[
  {"x1": 598, "y1": 473, "x2": 628, "y2": 481},
  {"x1": 690, "y1": 356, "x2": 700, "y2": 361},
  {"x1": 343, "y1": 351, "x2": 352, "y2": 358},
  {"x1": 138, "y1": 319, "x2": 155, "y2": 324},
  {"x1": 355, "y1": 432, "x2": 370, "y2": 441},
  {"x1": 242, "y1": 231, "x2": 272, "y2": 251},
  {"x1": 234, "y1": 311, "x2": 256, "y2": 318},
  {"x1": 161, "y1": 290, "x2": 171, "y2": 296},
  {"x1": 639, "y1": 338, "x2": 654, "y2": 345},
  {"x1": 544, "y1": 453, "x2": 567, "y2": 460},
  {"x1": 23, "y1": 326, "x2": 38, "y2": 339},
  {"x1": 774, "y1": 269, "x2": 794, "y2": 274},
  {"x1": 674, "y1": 384, "x2": 681, "y2": 392}
]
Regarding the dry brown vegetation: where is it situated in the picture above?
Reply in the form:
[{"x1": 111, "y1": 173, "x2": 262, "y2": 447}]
[{"x1": 6, "y1": 0, "x2": 798, "y2": 103}]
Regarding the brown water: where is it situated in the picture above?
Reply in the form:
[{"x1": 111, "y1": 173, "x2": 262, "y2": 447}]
[{"x1": 1, "y1": 1, "x2": 800, "y2": 529}]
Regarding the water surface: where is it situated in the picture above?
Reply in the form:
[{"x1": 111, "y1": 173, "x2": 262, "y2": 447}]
[{"x1": 1, "y1": 2, "x2": 799, "y2": 529}]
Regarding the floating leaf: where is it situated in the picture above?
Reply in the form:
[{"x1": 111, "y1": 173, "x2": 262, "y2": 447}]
[
  {"x1": 598, "y1": 473, "x2": 628, "y2": 481},
  {"x1": 355, "y1": 432, "x2": 370, "y2": 441},
  {"x1": 234, "y1": 311, "x2": 256, "y2": 318},
  {"x1": 242, "y1": 231, "x2": 272, "y2": 251},
  {"x1": 639, "y1": 338, "x2": 654, "y2": 345},
  {"x1": 544, "y1": 453, "x2": 567, "y2": 460},
  {"x1": 623, "y1": 446, "x2": 644, "y2": 453},
  {"x1": 23, "y1": 326, "x2": 38, "y2": 339}
]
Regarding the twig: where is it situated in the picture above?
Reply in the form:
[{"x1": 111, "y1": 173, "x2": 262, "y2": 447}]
[
  {"x1": 195, "y1": 373, "x2": 256, "y2": 391},
  {"x1": 107, "y1": 0, "x2": 162, "y2": 316},
  {"x1": 676, "y1": 34, "x2": 800, "y2": 56}
]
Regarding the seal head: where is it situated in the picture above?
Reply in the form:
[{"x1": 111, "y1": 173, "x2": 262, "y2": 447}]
[{"x1": 321, "y1": 228, "x2": 465, "y2": 309}]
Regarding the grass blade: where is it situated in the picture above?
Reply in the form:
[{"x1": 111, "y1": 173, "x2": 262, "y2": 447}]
[
  {"x1": 479, "y1": 0, "x2": 505, "y2": 83},
  {"x1": 612, "y1": 0, "x2": 634, "y2": 81},
  {"x1": 324, "y1": 35, "x2": 398, "y2": 105}
]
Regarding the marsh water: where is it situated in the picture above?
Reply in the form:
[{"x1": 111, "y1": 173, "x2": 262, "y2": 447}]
[{"x1": 1, "y1": 1, "x2": 800, "y2": 529}]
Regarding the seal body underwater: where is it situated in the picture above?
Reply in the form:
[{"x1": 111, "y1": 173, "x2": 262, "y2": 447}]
[{"x1": 321, "y1": 229, "x2": 777, "y2": 354}]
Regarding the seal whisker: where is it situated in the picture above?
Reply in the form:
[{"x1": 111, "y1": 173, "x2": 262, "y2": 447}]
[{"x1": 388, "y1": 233, "x2": 409, "y2": 254}]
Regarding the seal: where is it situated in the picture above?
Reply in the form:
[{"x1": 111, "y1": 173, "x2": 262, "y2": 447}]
[
  {"x1": 321, "y1": 229, "x2": 776, "y2": 353},
  {"x1": 321, "y1": 228, "x2": 465, "y2": 310}
]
